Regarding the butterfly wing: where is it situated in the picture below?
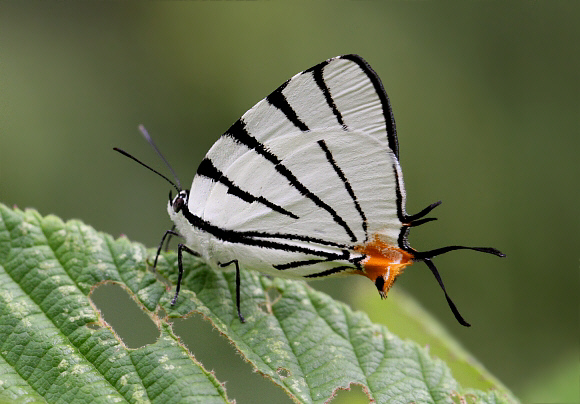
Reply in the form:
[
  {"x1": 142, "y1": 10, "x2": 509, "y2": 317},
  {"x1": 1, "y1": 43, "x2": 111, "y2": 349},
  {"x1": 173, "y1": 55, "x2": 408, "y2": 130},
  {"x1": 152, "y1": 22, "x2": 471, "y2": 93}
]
[{"x1": 187, "y1": 55, "x2": 407, "y2": 277}]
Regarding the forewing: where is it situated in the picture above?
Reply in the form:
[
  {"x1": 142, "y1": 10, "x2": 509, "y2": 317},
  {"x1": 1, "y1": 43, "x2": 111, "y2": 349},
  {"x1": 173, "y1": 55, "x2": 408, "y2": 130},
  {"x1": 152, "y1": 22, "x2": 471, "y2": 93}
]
[
  {"x1": 205, "y1": 129, "x2": 402, "y2": 244},
  {"x1": 188, "y1": 54, "x2": 406, "y2": 254}
]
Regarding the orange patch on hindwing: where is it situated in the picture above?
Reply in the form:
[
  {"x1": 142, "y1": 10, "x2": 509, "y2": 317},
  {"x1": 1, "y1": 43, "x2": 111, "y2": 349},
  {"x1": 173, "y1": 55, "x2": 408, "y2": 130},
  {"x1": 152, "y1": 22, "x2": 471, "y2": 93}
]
[{"x1": 354, "y1": 234, "x2": 414, "y2": 297}]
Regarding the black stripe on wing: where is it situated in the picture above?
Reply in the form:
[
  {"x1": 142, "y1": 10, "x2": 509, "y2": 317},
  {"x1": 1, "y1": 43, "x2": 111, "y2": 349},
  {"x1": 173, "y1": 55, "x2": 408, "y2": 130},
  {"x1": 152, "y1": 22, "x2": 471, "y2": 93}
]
[
  {"x1": 274, "y1": 257, "x2": 336, "y2": 271},
  {"x1": 339, "y1": 54, "x2": 399, "y2": 159},
  {"x1": 392, "y1": 163, "x2": 406, "y2": 225},
  {"x1": 304, "y1": 265, "x2": 353, "y2": 278},
  {"x1": 392, "y1": 163, "x2": 413, "y2": 254},
  {"x1": 267, "y1": 81, "x2": 309, "y2": 132},
  {"x1": 181, "y1": 208, "x2": 351, "y2": 260},
  {"x1": 274, "y1": 251, "x2": 363, "y2": 273},
  {"x1": 243, "y1": 231, "x2": 349, "y2": 248},
  {"x1": 305, "y1": 60, "x2": 347, "y2": 129},
  {"x1": 225, "y1": 119, "x2": 357, "y2": 242},
  {"x1": 317, "y1": 139, "x2": 368, "y2": 242},
  {"x1": 197, "y1": 158, "x2": 298, "y2": 219}
]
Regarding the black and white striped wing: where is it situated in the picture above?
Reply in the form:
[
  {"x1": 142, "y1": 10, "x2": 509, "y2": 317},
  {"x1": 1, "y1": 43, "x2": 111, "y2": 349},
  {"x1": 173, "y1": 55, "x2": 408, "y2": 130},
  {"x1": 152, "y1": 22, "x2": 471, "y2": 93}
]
[{"x1": 189, "y1": 55, "x2": 407, "y2": 274}]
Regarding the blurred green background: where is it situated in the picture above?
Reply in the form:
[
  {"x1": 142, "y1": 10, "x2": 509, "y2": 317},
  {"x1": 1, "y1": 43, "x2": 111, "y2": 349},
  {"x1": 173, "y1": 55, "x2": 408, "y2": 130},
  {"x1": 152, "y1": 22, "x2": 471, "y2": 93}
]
[{"x1": 1, "y1": 2, "x2": 578, "y2": 403}]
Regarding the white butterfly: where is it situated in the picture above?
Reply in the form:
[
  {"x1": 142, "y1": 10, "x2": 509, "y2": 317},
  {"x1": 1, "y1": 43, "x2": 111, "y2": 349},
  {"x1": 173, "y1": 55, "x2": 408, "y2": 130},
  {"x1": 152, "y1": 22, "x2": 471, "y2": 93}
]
[{"x1": 115, "y1": 54, "x2": 504, "y2": 326}]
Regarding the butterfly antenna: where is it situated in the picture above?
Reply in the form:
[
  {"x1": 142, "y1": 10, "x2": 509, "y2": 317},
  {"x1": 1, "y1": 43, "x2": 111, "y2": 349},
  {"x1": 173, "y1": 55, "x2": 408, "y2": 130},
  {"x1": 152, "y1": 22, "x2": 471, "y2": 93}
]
[
  {"x1": 113, "y1": 147, "x2": 180, "y2": 193},
  {"x1": 138, "y1": 125, "x2": 182, "y2": 190}
]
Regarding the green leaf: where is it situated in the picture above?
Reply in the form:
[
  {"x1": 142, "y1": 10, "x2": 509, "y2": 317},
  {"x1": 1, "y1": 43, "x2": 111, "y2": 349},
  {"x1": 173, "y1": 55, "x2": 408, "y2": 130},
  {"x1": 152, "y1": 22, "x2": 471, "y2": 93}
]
[
  {"x1": 156, "y1": 256, "x2": 518, "y2": 404},
  {"x1": 0, "y1": 204, "x2": 230, "y2": 403},
  {"x1": 0, "y1": 204, "x2": 518, "y2": 403},
  {"x1": 353, "y1": 288, "x2": 518, "y2": 399}
]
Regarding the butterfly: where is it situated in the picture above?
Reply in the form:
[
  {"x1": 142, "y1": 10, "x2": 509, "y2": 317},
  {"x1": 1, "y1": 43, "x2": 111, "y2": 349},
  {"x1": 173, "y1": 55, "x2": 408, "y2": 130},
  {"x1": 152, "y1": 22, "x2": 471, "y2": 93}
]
[{"x1": 115, "y1": 54, "x2": 504, "y2": 326}]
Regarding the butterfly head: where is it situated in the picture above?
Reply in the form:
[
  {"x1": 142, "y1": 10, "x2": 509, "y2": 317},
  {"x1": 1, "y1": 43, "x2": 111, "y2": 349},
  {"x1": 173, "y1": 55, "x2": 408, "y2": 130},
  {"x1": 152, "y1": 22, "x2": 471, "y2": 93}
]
[
  {"x1": 167, "y1": 189, "x2": 191, "y2": 235},
  {"x1": 167, "y1": 189, "x2": 190, "y2": 220},
  {"x1": 170, "y1": 189, "x2": 189, "y2": 214}
]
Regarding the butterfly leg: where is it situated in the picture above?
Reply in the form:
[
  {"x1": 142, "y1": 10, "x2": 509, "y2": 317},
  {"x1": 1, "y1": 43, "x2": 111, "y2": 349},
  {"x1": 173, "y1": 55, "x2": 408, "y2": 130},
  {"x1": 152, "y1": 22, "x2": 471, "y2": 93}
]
[
  {"x1": 154, "y1": 228, "x2": 180, "y2": 270},
  {"x1": 163, "y1": 224, "x2": 177, "y2": 252},
  {"x1": 218, "y1": 260, "x2": 246, "y2": 323},
  {"x1": 171, "y1": 243, "x2": 200, "y2": 305}
]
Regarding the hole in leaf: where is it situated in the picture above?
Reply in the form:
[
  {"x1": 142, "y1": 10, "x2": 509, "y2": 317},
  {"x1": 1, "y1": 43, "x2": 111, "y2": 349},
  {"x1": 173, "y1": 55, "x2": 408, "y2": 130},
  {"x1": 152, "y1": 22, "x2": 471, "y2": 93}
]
[
  {"x1": 86, "y1": 323, "x2": 101, "y2": 330},
  {"x1": 276, "y1": 367, "x2": 290, "y2": 379},
  {"x1": 331, "y1": 384, "x2": 369, "y2": 403},
  {"x1": 171, "y1": 314, "x2": 291, "y2": 402},
  {"x1": 90, "y1": 283, "x2": 159, "y2": 348}
]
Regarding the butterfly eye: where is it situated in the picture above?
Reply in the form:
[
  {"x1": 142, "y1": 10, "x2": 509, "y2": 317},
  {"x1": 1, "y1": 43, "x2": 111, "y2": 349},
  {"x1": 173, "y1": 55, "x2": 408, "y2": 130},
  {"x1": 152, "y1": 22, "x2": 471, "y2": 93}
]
[{"x1": 173, "y1": 195, "x2": 186, "y2": 213}]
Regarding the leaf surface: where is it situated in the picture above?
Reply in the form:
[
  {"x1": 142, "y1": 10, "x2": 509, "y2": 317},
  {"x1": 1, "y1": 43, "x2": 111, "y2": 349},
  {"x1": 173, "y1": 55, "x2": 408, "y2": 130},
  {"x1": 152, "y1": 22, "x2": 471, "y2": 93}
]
[
  {"x1": 0, "y1": 204, "x2": 518, "y2": 404},
  {"x1": 0, "y1": 204, "x2": 229, "y2": 403}
]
